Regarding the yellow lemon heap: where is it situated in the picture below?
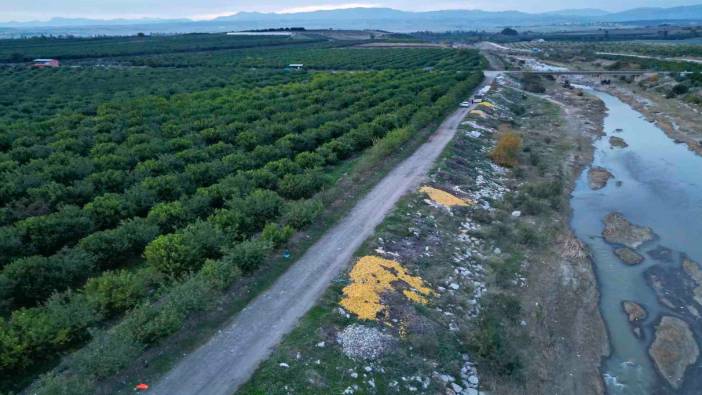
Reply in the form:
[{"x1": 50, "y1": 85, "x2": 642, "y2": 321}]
[
  {"x1": 479, "y1": 101, "x2": 495, "y2": 108},
  {"x1": 340, "y1": 256, "x2": 433, "y2": 321},
  {"x1": 420, "y1": 186, "x2": 472, "y2": 207}
]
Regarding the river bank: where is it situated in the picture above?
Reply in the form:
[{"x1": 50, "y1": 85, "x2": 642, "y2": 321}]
[
  {"x1": 501, "y1": 73, "x2": 609, "y2": 394},
  {"x1": 573, "y1": 75, "x2": 702, "y2": 157},
  {"x1": 570, "y1": 86, "x2": 702, "y2": 394}
]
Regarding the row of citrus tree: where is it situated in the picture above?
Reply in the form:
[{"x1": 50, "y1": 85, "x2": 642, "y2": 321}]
[{"x1": 0, "y1": 67, "x2": 484, "y2": 391}]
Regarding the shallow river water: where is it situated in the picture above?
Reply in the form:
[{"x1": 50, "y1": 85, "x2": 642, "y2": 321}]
[{"x1": 570, "y1": 88, "x2": 702, "y2": 394}]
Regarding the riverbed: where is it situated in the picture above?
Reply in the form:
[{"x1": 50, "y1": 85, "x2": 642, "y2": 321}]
[{"x1": 570, "y1": 87, "x2": 702, "y2": 394}]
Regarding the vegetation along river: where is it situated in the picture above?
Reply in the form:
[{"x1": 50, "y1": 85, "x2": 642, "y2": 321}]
[{"x1": 570, "y1": 88, "x2": 702, "y2": 394}]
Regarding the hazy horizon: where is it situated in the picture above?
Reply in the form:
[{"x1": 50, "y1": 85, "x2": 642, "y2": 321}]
[{"x1": 3, "y1": 0, "x2": 702, "y2": 23}]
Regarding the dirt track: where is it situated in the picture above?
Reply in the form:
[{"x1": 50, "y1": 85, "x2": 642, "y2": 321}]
[{"x1": 149, "y1": 76, "x2": 493, "y2": 395}]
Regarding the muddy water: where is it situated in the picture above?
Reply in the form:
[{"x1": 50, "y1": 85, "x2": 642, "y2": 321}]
[{"x1": 570, "y1": 88, "x2": 702, "y2": 394}]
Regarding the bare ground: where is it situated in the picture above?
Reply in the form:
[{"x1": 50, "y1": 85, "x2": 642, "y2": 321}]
[
  {"x1": 148, "y1": 77, "x2": 494, "y2": 395},
  {"x1": 503, "y1": 79, "x2": 609, "y2": 395}
]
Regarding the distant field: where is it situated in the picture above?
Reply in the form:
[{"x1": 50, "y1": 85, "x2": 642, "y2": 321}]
[
  {"x1": 0, "y1": 33, "x2": 485, "y2": 393},
  {"x1": 0, "y1": 33, "x2": 322, "y2": 62}
]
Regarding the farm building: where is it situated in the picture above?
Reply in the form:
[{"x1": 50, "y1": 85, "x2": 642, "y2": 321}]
[
  {"x1": 33, "y1": 59, "x2": 60, "y2": 68},
  {"x1": 287, "y1": 63, "x2": 304, "y2": 70}
]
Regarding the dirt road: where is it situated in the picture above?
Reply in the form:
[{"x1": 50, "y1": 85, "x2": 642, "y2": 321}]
[{"x1": 149, "y1": 76, "x2": 493, "y2": 395}]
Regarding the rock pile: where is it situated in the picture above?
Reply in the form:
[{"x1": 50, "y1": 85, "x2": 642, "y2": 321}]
[{"x1": 337, "y1": 324, "x2": 394, "y2": 360}]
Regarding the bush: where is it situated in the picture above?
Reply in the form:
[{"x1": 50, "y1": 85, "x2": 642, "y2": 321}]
[
  {"x1": 84, "y1": 193, "x2": 131, "y2": 229},
  {"x1": 15, "y1": 205, "x2": 95, "y2": 255},
  {"x1": 144, "y1": 221, "x2": 224, "y2": 277},
  {"x1": 10, "y1": 292, "x2": 98, "y2": 362},
  {"x1": 222, "y1": 239, "x2": 272, "y2": 273},
  {"x1": 84, "y1": 268, "x2": 158, "y2": 316},
  {"x1": 147, "y1": 200, "x2": 190, "y2": 231},
  {"x1": 490, "y1": 132, "x2": 522, "y2": 168},
  {"x1": 521, "y1": 73, "x2": 545, "y2": 94},
  {"x1": 278, "y1": 170, "x2": 325, "y2": 199},
  {"x1": 261, "y1": 223, "x2": 294, "y2": 246},
  {"x1": 78, "y1": 218, "x2": 159, "y2": 269},
  {"x1": 670, "y1": 83, "x2": 689, "y2": 96},
  {"x1": 283, "y1": 198, "x2": 323, "y2": 229},
  {"x1": 0, "y1": 248, "x2": 97, "y2": 310},
  {"x1": 466, "y1": 294, "x2": 523, "y2": 378}
]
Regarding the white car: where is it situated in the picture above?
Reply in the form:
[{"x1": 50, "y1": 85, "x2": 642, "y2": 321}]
[{"x1": 459, "y1": 101, "x2": 471, "y2": 108}]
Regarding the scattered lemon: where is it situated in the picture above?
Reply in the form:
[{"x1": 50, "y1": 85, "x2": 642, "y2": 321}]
[{"x1": 340, "y1": 256, "x2": 432, "y2": 321}]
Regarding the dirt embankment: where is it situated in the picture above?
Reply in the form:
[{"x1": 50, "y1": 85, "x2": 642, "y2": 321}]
[{"x1": 512, "y1": 80, "x2": 609, "y2": 395}]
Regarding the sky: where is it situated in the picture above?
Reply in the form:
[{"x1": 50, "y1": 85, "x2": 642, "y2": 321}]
[{"x1": 2, "y1": 0, "x2": 702, "y2": 22}]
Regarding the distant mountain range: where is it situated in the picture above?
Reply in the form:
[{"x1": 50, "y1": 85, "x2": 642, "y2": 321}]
[{"x1": 3, "y1": 5, "x2": 702, "y2": 36}]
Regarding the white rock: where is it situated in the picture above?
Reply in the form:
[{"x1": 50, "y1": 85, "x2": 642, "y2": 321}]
[
  {"x1": 364, "y1": 366, "x2": 373, "y2": 372},
  {"x1": 511, "y1": 210, "x2": 522, "y2": 217},
  {"x1": 351, "y1": 372, "x2": 359, "y2": 378},
  {"x1": 451, "y1": 383, "x2": 463, "y2": 392},
  {"x1": 316, "y1": 341, "x2": 325, "y2": 348},
  {"x1": 466, "y1": 389, "x2": 479, "y2": 395},
  {"x1": 279, "y1": 363, "x2": 289, "y2": 368},
  {"x1": 368, "y1": 379, "x2": 375, "y2": 388},
  {"x1": 449, "y1": 283, "x2": 460, "y2": 290},
  {"x1": 494, "y1": 248, "x2": 502, "y2": 254},
  {"x1": 468, "y1": 375, "x2": 479, "y2": 385},
  {"x1": 440, "y1": 374, "x2": 455, "y2": 383}
]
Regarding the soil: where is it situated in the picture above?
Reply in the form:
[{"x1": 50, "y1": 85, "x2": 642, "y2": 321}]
[
  {"x1": 622, "y1": 301, "x2": 647, "y2": 338},
  {"x1": 613, "y1": 247, "x2": 645, "y2": 265},
  {"x1": 587, "y1": 167, "x2": 613, "y2": 190},
  {"x1": 508, "y1": 78, "x2": 609, "y2": 395},
  {"x1": 609, "y1": 136, "x2": 628, "y2": 148},
  {"x1": 649, "y1": 316, "x2": 699, "y2": 389},
  {"x1": 602, "y1": 212, "x2": 656, "y2": 249}
]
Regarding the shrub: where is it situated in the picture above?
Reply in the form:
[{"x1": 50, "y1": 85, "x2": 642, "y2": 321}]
[
  {"x1": 490, "y1": 132, "x2": 522, "y2": 168},
  {"x1": 15, "y1": 205, "x2": 95, "y2": 255},
  {"x1": 283, "y1": 198, "x2": 323, "y2": 229},
  {"x1": 144, "y1": 221, "x2": 223, "y2": 277},
  {"x1": 278, "y1": 170, "x2": 324, "y2": 199},
  {"x1": 671, "y1": 83, "x2": 689, "y2": 96},
  {"x1": 521, "y1": 73, "x2": 545, "y2": 94},
  {"x1": 147, "y1": 200, "x2": 190, "y2": 231},
  {"x1": 78, "y1": 218, "x2": 159, "y2": 269},
  {"x1": 222, "y1": 239, "x2": 272, "y2": 273},
  {"x1": 0, "y1": 248, "x2": 97, "y2": 310},
  {"x1": 84, "y1": 193, "x2": 131, "y2": 229},
  {"x1": 261, "y1": 223, "x2": 294, "y2": 246},
  {"x1": 466, "y1": 294, "x2": 523, "y2": 378},
  {"x1": 84, "y1": 268, "x2": 158, "y2": 316}
]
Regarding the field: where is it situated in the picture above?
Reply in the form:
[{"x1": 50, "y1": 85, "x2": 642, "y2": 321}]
[{"x1": 0, "y1": 33, "x2": 485, "y2": 393}]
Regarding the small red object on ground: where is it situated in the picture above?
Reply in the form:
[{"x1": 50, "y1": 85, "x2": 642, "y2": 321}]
[{"x1": 135, "y1": 383, "x2": 149, "y2": 391}]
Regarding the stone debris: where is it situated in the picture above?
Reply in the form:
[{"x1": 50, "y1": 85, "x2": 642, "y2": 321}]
[{"x1": 337, "y1": 324, "x2": 394, "y2": 360}]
